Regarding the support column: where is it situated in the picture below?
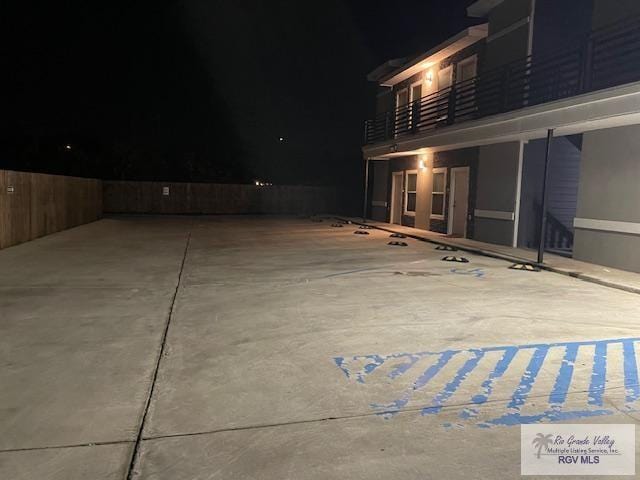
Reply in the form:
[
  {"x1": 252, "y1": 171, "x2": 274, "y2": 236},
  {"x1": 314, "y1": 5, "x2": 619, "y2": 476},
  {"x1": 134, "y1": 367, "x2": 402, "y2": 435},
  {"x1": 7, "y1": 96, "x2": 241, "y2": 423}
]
[
  {"x1": 537, "y1": 129, "x2": 554, "y2": 264},
  {"x1": 362, "y1": 158, "x2": 370, "y2": 223}
]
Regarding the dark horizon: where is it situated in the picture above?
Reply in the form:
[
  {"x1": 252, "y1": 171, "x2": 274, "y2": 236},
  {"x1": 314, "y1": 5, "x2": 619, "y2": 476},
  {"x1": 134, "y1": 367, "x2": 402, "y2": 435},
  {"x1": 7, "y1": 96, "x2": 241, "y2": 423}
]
[{"x1": 3, "y1": 0, "x2": 477, "y2": 186}]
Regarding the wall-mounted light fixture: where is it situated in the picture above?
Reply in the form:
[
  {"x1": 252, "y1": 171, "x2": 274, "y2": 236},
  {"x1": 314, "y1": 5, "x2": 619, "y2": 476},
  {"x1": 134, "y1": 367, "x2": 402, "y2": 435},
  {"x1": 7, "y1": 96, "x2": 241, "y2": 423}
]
[
  {"x1": 419, "y1": 159, "x2": 427, "y2": 170},
  {"x1": 425, "y1": 70, "x2": 433, "y2": 85}
]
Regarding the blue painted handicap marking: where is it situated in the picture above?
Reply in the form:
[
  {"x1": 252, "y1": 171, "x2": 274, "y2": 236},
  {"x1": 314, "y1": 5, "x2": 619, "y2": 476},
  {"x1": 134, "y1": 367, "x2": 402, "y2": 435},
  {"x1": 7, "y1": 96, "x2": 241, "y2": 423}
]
[
  {"x1": 450, "y1": 267, "x2": 485, "y2": 278},
  {"x1": 334, "y1": 337, "x2": 640, "y2": 427}
]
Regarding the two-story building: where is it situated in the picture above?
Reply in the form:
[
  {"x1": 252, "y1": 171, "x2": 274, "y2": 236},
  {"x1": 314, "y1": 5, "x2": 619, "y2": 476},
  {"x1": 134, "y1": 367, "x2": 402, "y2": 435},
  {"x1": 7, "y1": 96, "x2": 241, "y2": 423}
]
[{"x1": 362, "y1": 0, "x2": 640, "y2": 273}]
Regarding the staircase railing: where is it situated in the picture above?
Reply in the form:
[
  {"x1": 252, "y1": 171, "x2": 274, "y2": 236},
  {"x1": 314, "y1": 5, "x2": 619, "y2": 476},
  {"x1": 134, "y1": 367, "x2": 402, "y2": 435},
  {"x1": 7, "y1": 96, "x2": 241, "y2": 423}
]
[{"x1": 533, "y1": 201, "x2": 575, "y2": 253}]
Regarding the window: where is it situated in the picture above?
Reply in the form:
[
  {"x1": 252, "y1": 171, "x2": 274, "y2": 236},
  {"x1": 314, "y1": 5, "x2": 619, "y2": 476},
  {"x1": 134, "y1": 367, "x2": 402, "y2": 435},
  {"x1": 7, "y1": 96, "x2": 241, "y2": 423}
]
[
  {"x1": 396, "y1": 88, "x2": 409, "y2": 107},
  {"x1": 436, "y1": 66, "x2": 452, "y2": 121},
  {"x1": 410, "y1": 82, "x2": 422, "y2": 103},
  {"x1": 456, "y1": 55, "x2": 478, "y2": 118},
  {"x1": 404, "y1": 170, "x2": 417, "y2": 216},
  {"x1": 430, "y1": 168, "x2": 447, "y2": 219},
  {"x1": 437, "y1": 66, "x2": 452, "y2": 90},
  {"x1": 395, "y1": 88, "x2": 409, "y2": 136},
  {"x1": 409, "y1": 82, "x2": 422, "y2": 129},
  {"x1": 456, "y1": 55, "x2": 477, "y2": 83}
]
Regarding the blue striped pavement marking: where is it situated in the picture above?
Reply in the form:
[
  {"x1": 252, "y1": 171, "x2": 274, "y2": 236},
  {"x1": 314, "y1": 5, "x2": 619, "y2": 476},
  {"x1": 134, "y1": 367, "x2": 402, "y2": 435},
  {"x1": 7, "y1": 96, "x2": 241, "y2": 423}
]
[
  {"x1": 549, "y1": 343, "x2": 579, "y2": 406},
  {"x1": 588, "y1": 341, "x2": 607, "y2": 406},
  {"x1": 422, "y1": 350, "x2": 484, "y2": 416},
  {"x1": 623, "y1": 339, "x2": 640, "y2": 402},
  {"x1": 472, "y1": 346, "x2": 517, "y2": 405},
  {"x1": 334, "y1": 337, "x2": 640, "y2": 427}
]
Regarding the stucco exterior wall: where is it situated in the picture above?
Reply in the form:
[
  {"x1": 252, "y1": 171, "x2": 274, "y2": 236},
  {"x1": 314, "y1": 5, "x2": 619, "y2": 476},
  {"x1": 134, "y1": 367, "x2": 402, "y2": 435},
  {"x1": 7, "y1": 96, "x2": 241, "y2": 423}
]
[
  {"x1": 474, "y1": 142, "x2": 522, "y2": 246},
  {"x1": 482, "y1": 0, "x2": 533, "y2": 71},
  {"x1": 573, "y1": 124, "x2": 640, "y2": 272},
  {"x1": 591, "y1": 0, "x2": 640, "y2": 29},
  {"x1": 369, "y1": 161, "x2": 389, "y2": 222}
]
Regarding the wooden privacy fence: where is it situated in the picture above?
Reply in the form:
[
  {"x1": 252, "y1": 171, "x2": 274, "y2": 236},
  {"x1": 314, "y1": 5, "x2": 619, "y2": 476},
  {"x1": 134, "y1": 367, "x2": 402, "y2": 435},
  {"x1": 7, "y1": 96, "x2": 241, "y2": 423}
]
[
  {"x1": 0, "y1": 170, "x2": 102, "y2": 249},
  {"x1": 0, "y1": 173, "x2": 341, "y2": 250},
  {"x1": 103, "y1": 181, "x2": 339, "y2": 215}
]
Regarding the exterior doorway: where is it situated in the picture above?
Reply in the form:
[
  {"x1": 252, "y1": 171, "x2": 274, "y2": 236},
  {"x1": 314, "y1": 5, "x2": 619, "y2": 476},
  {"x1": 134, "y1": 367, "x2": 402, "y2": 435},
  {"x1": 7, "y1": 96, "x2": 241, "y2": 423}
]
[
  {"x1": 390, "y1": 172, "x2": 403, "y2": 225},
  {"x1": 448, "y1": 167, "x2": 470, "y2": 237},
  {"x1": 518, "y1": 135, "x2": 582, "y2": 256}
]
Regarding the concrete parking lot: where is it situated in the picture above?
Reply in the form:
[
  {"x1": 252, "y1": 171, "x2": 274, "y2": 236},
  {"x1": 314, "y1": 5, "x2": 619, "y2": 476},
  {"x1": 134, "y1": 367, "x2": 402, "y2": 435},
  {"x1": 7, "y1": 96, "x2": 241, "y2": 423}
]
[{"x1": 1, "y1": 216, "x2": 640, "y2": 479}]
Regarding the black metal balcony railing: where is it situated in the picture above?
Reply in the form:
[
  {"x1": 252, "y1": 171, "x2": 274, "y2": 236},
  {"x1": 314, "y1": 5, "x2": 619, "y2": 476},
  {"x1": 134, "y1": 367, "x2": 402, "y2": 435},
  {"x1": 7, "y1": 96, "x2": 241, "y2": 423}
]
[{"x1": 364, "y1": 16, "x2": 640, "y2": 145}]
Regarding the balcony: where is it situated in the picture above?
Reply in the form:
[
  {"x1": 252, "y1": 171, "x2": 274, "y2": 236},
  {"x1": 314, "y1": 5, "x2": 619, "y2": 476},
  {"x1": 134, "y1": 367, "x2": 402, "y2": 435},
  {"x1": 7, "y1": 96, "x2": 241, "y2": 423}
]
[{"x1": 364, "y1": 16, "x2": 640, "y2": 146}]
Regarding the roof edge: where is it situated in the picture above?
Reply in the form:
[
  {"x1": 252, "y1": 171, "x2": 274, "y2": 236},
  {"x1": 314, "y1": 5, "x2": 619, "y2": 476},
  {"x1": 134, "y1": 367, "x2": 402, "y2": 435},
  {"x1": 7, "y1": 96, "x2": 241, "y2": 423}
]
[
  {"x1": 377, "y1": 24, "x2": 488, "y2": 86},
  {"x1": 467, "y1": 0, "x2": 505, "y2": 18},
  {"x1": 367, "y1": 58, "x2": 407, "y2": 82}
]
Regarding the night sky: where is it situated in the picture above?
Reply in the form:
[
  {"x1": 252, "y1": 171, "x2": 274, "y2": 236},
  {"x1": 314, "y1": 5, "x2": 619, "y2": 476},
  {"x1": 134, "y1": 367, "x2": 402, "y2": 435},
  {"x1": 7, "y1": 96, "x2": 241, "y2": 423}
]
[{"x1": 3, "y1": 0, "x2": 478, "y2": 187}]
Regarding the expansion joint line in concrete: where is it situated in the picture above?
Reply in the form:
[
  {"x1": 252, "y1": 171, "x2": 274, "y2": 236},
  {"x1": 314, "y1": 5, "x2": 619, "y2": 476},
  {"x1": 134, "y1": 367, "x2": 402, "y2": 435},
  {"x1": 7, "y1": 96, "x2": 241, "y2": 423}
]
[
  {"x1": 136, "y1": 383, "x2": 640, "y2": 444},
  {"x1": 125, "y1": 228, "x2": 192, "y2": 480},
  {"x1": 0, "y1": 439, "x2": 133, "y2": 454}
]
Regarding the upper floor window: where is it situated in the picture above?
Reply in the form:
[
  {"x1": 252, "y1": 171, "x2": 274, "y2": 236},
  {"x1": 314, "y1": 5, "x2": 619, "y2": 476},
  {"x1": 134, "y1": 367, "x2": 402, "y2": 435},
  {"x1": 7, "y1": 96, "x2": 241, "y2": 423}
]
[
  {"x1": 396, "y1": 88, "x2": 409, "y2": 110},
  {"x1": 410, "y1": 82, "x2": 422, "y2": 103},
  {"x1": 437, "y1": 66, "x2": 453, "y2": 121},
  {"x1": 457, "y1": 55, "x2": 477, "y2": 83},
  {"x1": 395, "y1": 88, "x2": 409, "y2": 135},
  {"x1": 456, "y1": 55, "x2": 478, "y2": 118},
  {"x1": 409, "y1": 81, "x2": 422, "y2": 129},
  {"x1": 438, "y1": 66, "x2": 453, "y2": 91},
  {"x1": 404, "y1": 170, "x2": 417, "y2": 216}
]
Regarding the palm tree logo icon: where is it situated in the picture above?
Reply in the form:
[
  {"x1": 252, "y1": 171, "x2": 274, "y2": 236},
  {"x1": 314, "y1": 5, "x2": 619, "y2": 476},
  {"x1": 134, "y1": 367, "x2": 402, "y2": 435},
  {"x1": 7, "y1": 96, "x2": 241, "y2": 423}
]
[{"x1": 532, "y1": 433, "x2": 554, "y2": 459}]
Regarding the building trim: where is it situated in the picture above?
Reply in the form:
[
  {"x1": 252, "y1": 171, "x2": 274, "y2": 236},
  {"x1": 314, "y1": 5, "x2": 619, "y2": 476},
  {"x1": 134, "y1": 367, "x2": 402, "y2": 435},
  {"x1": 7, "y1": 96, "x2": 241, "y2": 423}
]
[
  {"x1": 475, "y1": 209, "x2": 515, "y2": 221},
  {"x1": 486, "y1": 16, "x2": 530, "y2": 44},
  {"x1": 574, "y1": 218, "x2": 640, "y2": 236}
]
